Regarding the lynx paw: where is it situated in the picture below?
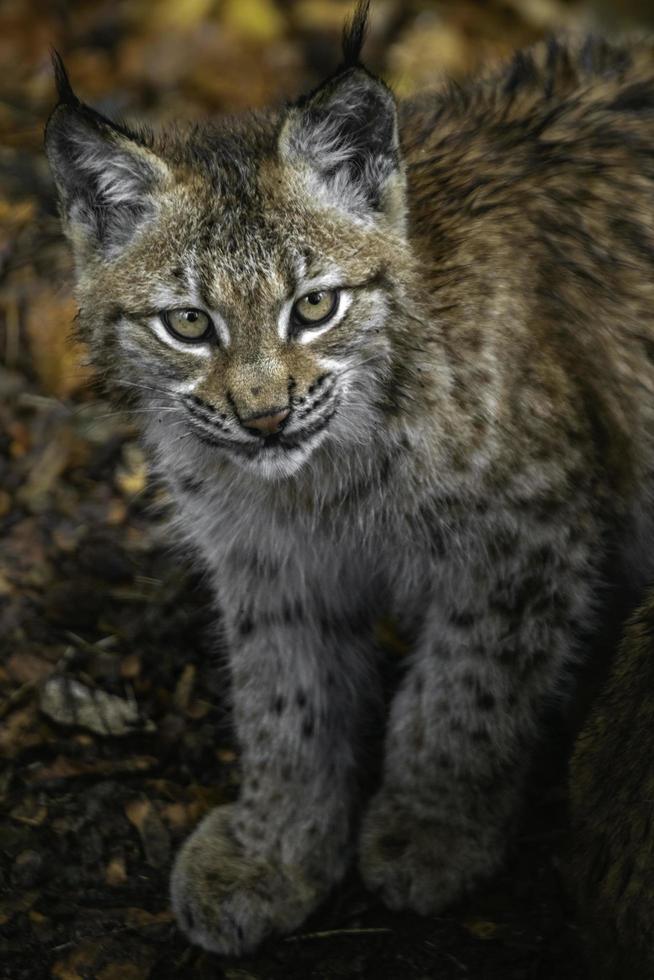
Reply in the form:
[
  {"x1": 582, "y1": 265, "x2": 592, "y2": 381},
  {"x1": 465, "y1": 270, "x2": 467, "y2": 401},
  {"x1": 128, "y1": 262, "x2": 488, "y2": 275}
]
[
  {"x1": 359, "y1": 794, "x2": 503, "y2": 915},
  {"x1": 170, "y1": 805, "x2": 322, "y2": 955}
]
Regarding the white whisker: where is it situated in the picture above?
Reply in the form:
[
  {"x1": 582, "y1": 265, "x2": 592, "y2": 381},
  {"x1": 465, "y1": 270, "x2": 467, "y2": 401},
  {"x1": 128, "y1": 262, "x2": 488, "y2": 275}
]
[{"x1": 91, "y1": 407, "x2": 182, "y2": 422}]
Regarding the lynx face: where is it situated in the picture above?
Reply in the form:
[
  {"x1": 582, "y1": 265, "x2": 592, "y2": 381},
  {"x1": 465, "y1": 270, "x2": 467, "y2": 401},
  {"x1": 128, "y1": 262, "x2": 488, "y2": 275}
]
[{"x1": 46, "y1": 61, "x2": 411, "y2": 479}]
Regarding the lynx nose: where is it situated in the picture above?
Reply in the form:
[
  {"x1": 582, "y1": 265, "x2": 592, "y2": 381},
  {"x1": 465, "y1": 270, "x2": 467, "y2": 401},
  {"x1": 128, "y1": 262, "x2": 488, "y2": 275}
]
[{"x1": 243, "y1": 408, "x2": 290, "y2": 436}]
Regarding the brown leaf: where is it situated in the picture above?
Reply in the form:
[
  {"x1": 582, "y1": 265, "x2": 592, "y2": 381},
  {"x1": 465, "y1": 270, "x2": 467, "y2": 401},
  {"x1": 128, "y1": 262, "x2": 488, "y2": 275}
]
[
  {"x1": 160, "y1": 802, "x2": 188, "y2": 831},
  {"x1": 125, "y1": 798, "x2": 171, "y2": 868},
  {"x1": 27, "y1": 754, "x2": 158, "y2": 784},
  {"x1": 10, "y1": 797, "x2": 48, "y2": 826},
  {"x1": 0, "y1": 196, "x2": 35, "y2": 245},
  {"x1": 105, "y1": 498, "x2": 129, "y2": 525},
  {"x1": 24, "y1": 284, "x2": 92, "y2": 398},
  {"x1": 105, "y1": 854, "x2": 128, "y2": 887},
  {"x1": 7, "y1": 419, "x2": 31, "y2": 457},
  {"x1": 115, "y1": 443, "x2": 148, "y2": 497},
  {"x1": 125, "y1": 797, "x2": 151, "y2": 833},
  {"x1": 123, "y1": 907, "x2": 174, "y2": 929},
  {"x1": 120, "y1": 653, "x2": 142, "y2": 680},
  {"x1": 52, "y1": 939, "x2": 105, "y2": 980},
  {"x1": 0, "y1": 702, "x2": 47, "y2": 759},
  {"x1": 173, "y1": 663, "x2": 195, "y2": 713},
  {"x1": 30, "y1": 755, "x2": 86, "y2": 782},
  {"x1": 6, "y1": 652, "x2": 54, "y2": 685}
]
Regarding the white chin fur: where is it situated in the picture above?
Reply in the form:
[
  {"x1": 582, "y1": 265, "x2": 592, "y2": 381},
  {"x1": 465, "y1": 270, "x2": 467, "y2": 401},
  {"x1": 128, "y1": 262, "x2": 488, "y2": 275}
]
[
  {"x1": 232, "y1": 431, "x2": 329, "y2": 480},
  {"x1": 237, "y1": 448, "x2": 311, "y2": 480}
]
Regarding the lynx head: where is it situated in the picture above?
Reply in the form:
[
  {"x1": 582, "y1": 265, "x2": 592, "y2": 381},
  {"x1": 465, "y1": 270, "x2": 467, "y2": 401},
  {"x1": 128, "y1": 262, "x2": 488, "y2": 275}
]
[{"x1": 45, "y1": 2, "x2": 414, "y2": 479}]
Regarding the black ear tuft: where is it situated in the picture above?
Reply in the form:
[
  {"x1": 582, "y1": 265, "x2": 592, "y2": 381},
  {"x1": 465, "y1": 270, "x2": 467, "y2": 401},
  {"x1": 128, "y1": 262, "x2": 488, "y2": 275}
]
[
  {"x1": 45, "y1": 66, "x2": 171, "y2": 254},
  {"x1": 342, "y1": 0, "x2": 370, "y2": 69},
  {"x1": 51, "y1": 50, "x2": 78, "y2": 107},
  {"x1": 279, "y1": 62, "x2": 406, "y2": 231}
]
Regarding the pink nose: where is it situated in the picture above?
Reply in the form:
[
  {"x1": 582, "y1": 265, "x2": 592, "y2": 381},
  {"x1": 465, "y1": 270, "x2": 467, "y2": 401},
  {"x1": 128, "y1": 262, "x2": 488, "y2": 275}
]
[{"x1": 244, "y1": 408, "x2": 290, "y2": 436}]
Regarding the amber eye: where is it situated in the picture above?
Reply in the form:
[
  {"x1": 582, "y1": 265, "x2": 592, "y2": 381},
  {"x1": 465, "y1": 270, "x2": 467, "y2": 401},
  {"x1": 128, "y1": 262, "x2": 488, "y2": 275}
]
[
  {"x1": 162, "y1": 308, "x2": 212, "y2": 343},
  {"x1": 292, "y1": 290, "x2": 339, "y2": 328}
]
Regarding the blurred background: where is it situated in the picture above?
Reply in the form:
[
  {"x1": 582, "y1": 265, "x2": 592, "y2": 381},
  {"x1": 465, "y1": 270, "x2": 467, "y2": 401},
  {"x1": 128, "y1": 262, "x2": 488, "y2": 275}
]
[{"x1": 1, "y1": 3, "x2": 654, "y2": 979}]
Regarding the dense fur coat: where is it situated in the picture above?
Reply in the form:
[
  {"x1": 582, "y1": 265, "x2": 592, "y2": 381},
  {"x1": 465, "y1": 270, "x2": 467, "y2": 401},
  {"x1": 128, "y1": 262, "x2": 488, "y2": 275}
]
[
  {"x1": 570, "y1": 590, "x2": 654, "y2": 980},
  {"x1": 46, "y1": 2, "x2": 654, "y2": 956}
]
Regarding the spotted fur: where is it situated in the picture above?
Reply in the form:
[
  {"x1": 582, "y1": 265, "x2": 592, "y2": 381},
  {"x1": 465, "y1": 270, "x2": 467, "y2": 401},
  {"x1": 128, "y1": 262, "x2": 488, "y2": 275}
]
[
  {"x1": 569, "y1": 589, "x2": 654, "y2": 979},
  {"x1": 46, "y1": 8, "x2": 654, "y2": 956}
]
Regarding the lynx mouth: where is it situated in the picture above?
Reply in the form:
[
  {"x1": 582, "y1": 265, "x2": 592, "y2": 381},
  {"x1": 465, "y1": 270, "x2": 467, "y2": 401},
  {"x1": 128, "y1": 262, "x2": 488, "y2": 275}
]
[
  {"x1": 256, "y1": 409, "x2": 336, "y2": 452},
  {"x1": 190, "y1": 406, "x2": 337, "y2": 467}
]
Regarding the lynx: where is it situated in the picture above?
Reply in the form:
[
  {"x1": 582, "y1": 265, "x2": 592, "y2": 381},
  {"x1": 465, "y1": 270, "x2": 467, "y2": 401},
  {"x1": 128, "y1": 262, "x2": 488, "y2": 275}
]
[
  {"x1": 45, "y1": 2, "x2": 654, "y2": 956},
  {"x1": 569, "y1": 589, "x2": 654, "y2": 980}
]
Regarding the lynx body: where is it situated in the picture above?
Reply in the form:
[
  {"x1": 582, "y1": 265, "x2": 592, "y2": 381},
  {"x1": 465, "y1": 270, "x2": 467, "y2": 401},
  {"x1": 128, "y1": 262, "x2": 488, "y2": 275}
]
[{"x1": 46, "y1": 9, "x2": 654, "y2": 954}]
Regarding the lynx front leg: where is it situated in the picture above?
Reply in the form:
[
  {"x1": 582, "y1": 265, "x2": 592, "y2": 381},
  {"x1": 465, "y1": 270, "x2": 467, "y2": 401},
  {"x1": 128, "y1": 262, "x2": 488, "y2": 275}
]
[
  {"x1": 360, "y1": 532, "x2": 596, "y2": 913},
  {"x1": 171, "y1": 587, "x2": 376, "y2": 955}
]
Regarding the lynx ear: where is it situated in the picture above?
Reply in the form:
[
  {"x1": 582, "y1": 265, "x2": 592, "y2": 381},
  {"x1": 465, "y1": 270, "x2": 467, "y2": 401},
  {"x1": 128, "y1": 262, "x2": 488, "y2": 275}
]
[
  {"x1": 279, "y1": 68, "x2": 405, "y2": 231},
  {"x1": 45, "y1": 54, "x2": 171, "y2": 254}
]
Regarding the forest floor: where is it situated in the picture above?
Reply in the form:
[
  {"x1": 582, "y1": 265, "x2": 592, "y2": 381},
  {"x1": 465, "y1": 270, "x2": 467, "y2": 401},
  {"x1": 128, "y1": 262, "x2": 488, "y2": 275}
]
[{"x1": 2, "y1": 0, "x2": 647, "y2": 976}]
